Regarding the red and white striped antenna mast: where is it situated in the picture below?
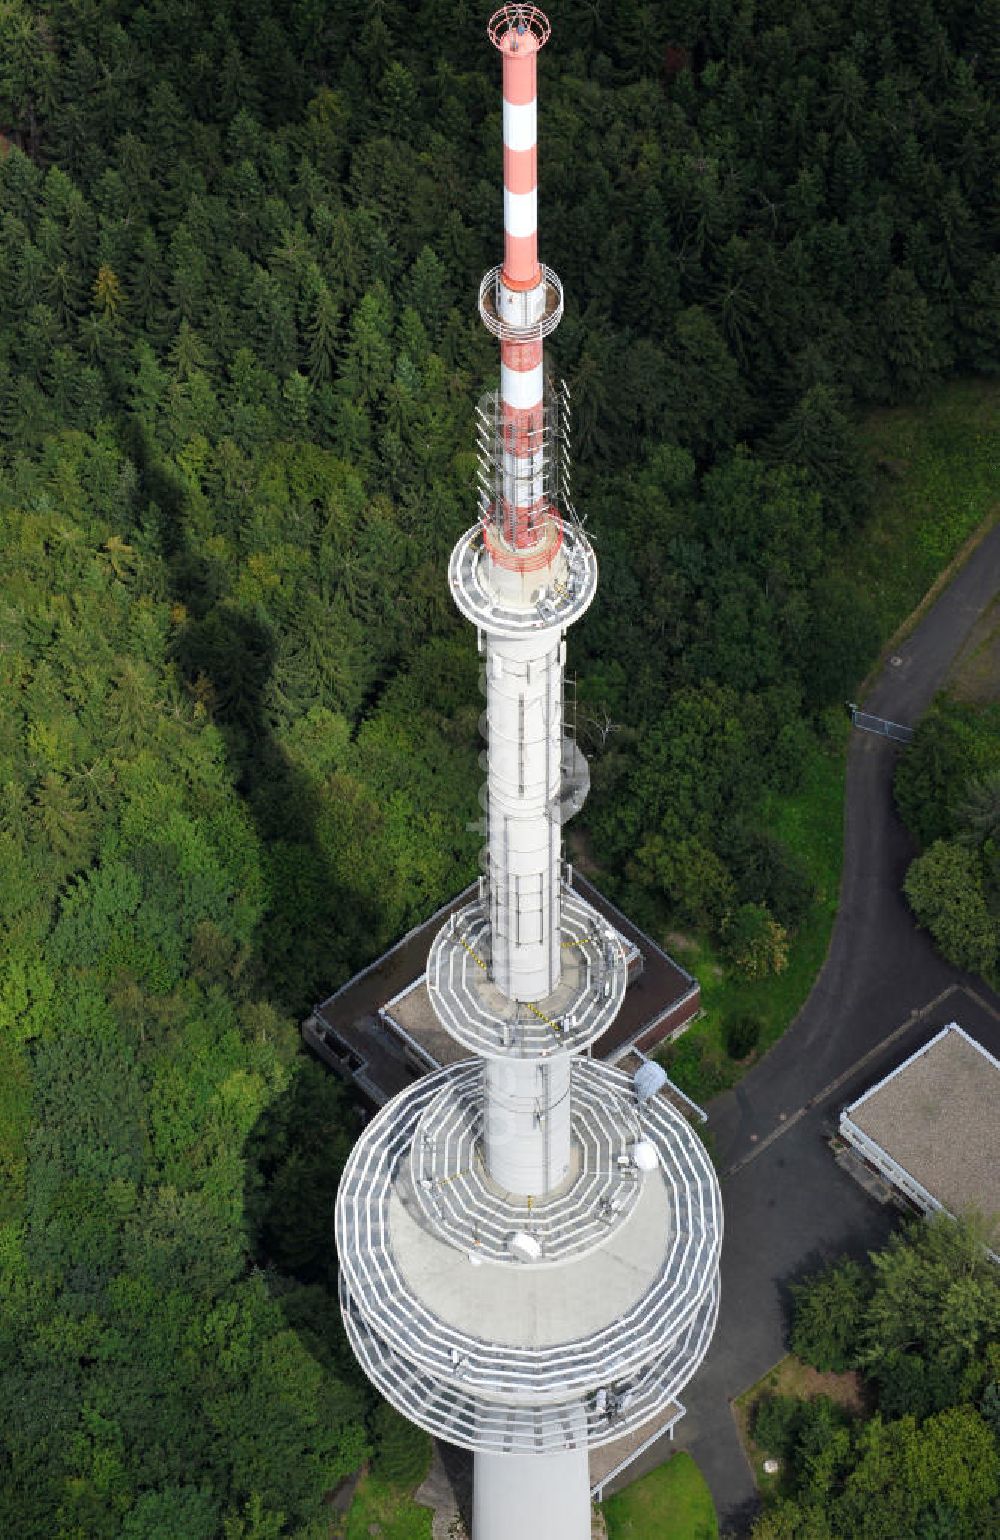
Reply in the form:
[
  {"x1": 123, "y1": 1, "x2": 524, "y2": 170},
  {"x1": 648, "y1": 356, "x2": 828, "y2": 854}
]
[
  {"x1": 478, "y1": 5, "x2": 566, "y2": 574},
  {"x1": 489, "y1": 4, "x2": 551, "y2": 293}
]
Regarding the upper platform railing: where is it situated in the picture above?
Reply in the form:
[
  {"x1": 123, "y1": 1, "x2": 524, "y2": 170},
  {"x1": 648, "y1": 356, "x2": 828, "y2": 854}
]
[{"x1": 487, "y1": 5, "x2": 551, "y2": 50}]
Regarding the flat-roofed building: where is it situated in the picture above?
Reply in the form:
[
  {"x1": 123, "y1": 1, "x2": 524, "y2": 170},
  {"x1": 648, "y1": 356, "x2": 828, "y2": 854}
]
[{"x1": 839, "y1": 1022, "x2": 1000, "y2": 1258}]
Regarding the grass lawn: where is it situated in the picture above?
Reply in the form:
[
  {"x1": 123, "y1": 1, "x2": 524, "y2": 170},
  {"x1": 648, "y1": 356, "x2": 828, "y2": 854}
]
[
  {"x1": 732, "y1": 1354, "x2": 867, "y2": 1500},
  {"x1": 339, "y1": 1472, "x2": 434, "y2": 1540},
  {"x1": 601, "y1": 1452, "x2": 718, "y2": 1540}
]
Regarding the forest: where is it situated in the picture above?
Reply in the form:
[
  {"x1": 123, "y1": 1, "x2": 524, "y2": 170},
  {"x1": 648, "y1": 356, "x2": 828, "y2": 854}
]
[{"x1": 0, "y1": 0, "x2": 997, "y2": 1533}]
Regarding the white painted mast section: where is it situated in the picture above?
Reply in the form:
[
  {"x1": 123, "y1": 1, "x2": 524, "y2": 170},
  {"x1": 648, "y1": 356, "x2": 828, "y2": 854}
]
[{"x1": 485, "y1": 630, "x2": 562, "y2": 1003}]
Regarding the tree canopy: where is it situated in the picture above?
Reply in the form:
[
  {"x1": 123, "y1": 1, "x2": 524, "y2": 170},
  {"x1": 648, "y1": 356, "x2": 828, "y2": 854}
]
[
  {"x1": 754, "y1": 1217, "x2": 1000, "y2": 1539},
  {"x1": 896, "y1": 701, "x2": 1000, "y2": 982}
]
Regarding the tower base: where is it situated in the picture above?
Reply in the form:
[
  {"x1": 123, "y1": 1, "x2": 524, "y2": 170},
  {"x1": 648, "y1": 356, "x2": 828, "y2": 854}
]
[{"x1": 473, "y1": 1446, "x2": 591, "y2": 1540}]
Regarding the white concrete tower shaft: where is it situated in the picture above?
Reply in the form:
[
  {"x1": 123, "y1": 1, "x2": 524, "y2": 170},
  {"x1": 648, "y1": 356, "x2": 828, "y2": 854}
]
[
  {"x1": 485, "y1": 627, "x2": 562, "y2": 1003},
  {"x1": 474, "y1": 1448, "x2": 591, "y2": 1540},
  {"x1": 478, "y1": 6, "x2": 577, "y2": 1201},
  {"x1": 333, "y1": 17, "x2": 723, "y2": 1540},
  {"x1": 483, "y1": 9, "x2": 564, "y2": 1017}
]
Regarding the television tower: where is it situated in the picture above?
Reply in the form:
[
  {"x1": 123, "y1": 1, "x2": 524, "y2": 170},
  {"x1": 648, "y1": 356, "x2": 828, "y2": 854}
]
[{"x1": 336, "y1": 9, "x2": 722, "y2": 1538}]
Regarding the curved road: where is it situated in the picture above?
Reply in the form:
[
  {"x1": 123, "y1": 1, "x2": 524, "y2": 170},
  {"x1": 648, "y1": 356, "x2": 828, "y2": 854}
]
[
  {"x1": 662, "y1": 520, "x2": 1000, "y2": 1533},
  {"x1": 712, "y1": 518, "x2": 1000, "y2": 1172}
]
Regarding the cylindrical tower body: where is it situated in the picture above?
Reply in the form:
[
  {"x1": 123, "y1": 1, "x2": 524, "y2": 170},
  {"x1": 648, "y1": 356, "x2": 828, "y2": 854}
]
[
  {"x1": 475, "y1": 13, "x2": 574, "y2": 1196},
  {"x1": 484, "y1": 1052, "x2": 571, "y2": 1193},
  {"x1": 485, "y1": 627, "x2": 562, "y2": 1002},
  {"x1": 335, "y1": 14, "x2": 723, "y2": 1540},
  {"x1": 474, "y1": 1448, "x2": 591, "y2": 1540}
]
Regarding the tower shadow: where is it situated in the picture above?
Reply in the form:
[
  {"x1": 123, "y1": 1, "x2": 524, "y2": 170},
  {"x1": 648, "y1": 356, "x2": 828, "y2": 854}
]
[
  {"x1": 123, "y1": 418, "x2": 378, "y2": 1291},
  {"x1": 124, "y1": 416, "x2": 381, "y2": 1021},
  {"x1": 437, "y1": 1440, "x2": 473, "y2": 1533}
]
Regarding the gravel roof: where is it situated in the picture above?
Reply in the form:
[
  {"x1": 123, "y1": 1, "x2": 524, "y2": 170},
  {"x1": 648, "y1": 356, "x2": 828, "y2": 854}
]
[
  {"x1": 384, "y1": 981, "x2": 467, "y2": 1066},
  {"x1": 845, "y1": 1025, "x2": 1000, "y2": 1224},
  {"x1": 314, "y1": 876, "x2": 698, "y2": 1092}
]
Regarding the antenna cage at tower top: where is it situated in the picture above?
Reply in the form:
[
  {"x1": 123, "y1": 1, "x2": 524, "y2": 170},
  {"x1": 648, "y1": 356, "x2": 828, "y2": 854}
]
[
  {"x1": 474, "y1": 377, "x2": 572, "y2": 537},
  {"x1": 487, "y1": 5, "x2": 551, "y2": 50}
]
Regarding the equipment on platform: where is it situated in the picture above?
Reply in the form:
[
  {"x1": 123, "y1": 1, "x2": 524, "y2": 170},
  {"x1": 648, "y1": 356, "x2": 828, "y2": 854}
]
[{"x1": 633, "y1": 1060, "x2": 669, "y2": 1105}]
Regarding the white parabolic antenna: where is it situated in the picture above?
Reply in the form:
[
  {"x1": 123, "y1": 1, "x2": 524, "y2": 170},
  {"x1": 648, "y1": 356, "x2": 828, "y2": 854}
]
[{"x1": 633, "y1": 1060, "x2": 668, "y2": 1104}]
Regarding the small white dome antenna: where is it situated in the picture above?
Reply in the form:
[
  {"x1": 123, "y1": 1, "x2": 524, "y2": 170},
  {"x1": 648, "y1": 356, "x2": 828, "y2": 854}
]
[{"x1": 508, "y1": 1230, "x2": 542, "y2": 1262}]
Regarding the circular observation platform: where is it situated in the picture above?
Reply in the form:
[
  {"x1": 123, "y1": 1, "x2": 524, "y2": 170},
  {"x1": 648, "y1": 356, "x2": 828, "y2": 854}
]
[
  {"x1": 426, "y1": 886, "x2": 627, "y2": 1057},
  {"x1": 341, "y1": 1268, "x2": 719, "y2": 1457},
  {"x1": 449, "y1": 518, "x2": 597, "y2": 636},
  {"x1": 410, "y1": 1061, "x2": 645, "y2": 1264},
  {"x1": 335, "y1": 1061, "x2": 722, "y2": 1414},
  {"x1": 478, "y1": 265, "x2": 563, "y2": 342}
]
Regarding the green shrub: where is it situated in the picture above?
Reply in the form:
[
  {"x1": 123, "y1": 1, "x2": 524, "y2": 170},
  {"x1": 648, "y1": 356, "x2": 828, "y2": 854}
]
[
  {"x1": 793, "y1": 1396, "x2": 849, "y2": 1463},
  {"x1": 790, "y1": 1258, "x2": 869, "y2": 1372},
  {"x1": 726, "y1": 827, "x2": 815, "y2": 932},
  {"x1": 875, "y1": 1350, "x2": 966, "y2": 1423},
  {"x1": 894, "y1": 701, "x2": 1000, "y2": 848},
  {"x1": 723, "y1": 1012, "x2": 761, "y2": 1059},
  {"x1": 370, "y1": 1402, "x2": 432, "y2": 1490},
  {"x1": 721, "y1": 902, "x2": 789, "y2": 979},
  {"x1": 903, "y1": 839, "x2": 998, "y2": 976},
  {"x1": 753, "y1": 1395, "x2": 803, "y2": 1461},
  {"x1": 980, "y1": 1382, "x2": 1000, "y2": 1440}
]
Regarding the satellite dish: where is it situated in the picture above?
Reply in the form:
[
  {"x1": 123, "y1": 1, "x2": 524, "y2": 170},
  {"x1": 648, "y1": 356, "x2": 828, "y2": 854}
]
[
  {"x1": 508, "y1": 1231, "x2": 542, "y2": 1262},
  {"x1": 632, "y1": 1140, "x2": 658, "y2": 1172},
  {"x1": 633, "y1": 1060, "x2": 668, "y2": 1104}
]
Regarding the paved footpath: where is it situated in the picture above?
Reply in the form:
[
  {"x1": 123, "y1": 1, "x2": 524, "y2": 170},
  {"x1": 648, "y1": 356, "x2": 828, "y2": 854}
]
[{"x1": 670, "y1": 520, "x2": 1000, "y2": 1535}]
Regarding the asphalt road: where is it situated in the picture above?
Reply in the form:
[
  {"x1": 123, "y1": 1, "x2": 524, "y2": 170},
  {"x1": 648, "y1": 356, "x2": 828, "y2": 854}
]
[
  {"x1": 711, "y1": 517, "x2": 1000, "y2": 1176},
  {"x1": 668, "y1": 519, "x2": 1000, "y2": 1534}
]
